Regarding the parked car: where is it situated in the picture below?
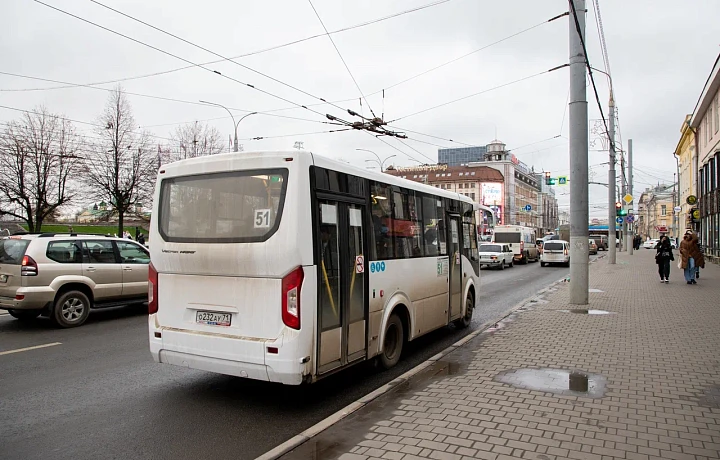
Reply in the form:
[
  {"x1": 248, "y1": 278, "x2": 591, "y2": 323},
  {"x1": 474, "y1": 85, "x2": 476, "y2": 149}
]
[
  {"x1": 588, "y1": 239, "x2": 598, "y2": 255},
  {"x1": 643, "y1": 239, "x2": 659, "y2": 249},
  {"x1": 589, "y1": 234, "x2": 608, "y2": 251},
  {"x1": 0, "y1": 233, "x2": 150, "y2": 328},
  {"x1": 478, "y1": 243, "x2": 514, "y2": 270},
  {"x1": 540, "y1": 240, "x2": 570, "y2": 267}
]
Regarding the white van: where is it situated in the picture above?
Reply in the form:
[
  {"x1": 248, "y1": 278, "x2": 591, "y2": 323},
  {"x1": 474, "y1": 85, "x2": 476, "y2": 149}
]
[
  {"x1": 491, "y1": 225, "x2": 538, "y2": 264},
  {"x1": 540, "y1": 240, "x2": 570, "y2": 266}
]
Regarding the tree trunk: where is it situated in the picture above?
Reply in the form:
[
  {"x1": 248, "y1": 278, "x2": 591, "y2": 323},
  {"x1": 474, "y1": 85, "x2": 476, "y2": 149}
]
[{"x1": 118, "y1": 209, "x2": 124, "y2": 237}]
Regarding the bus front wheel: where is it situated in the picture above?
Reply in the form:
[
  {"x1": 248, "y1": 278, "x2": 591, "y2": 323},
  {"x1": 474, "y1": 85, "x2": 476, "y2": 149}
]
[{"x1": 379, "y1": 314, "x2": 404, "y2": 370}]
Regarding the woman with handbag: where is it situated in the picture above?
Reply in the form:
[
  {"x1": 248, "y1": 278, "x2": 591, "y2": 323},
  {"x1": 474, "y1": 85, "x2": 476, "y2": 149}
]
[
  {"x1": 680, "y1": 230, "x2": 705, "y2": 284},
  {"x1": 655, "y1": 236, "x2": 674, "y2": 283}
]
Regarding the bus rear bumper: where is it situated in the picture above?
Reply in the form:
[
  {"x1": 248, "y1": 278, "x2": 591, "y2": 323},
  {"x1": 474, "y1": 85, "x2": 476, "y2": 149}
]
[{"x1": 149, "y1": 317, "x2": 307, "y2": 385}]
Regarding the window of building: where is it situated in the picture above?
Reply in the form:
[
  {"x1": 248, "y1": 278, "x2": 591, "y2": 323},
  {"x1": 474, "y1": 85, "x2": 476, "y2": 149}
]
[
  {"x1": 471, "y1": 172, "x2": 475, "y2": 176},
  {"x1": 716, "y1": 93, "x2": 720, "y2": 134},
  {"x1": 661, "y1": 205, "x2": 667, "y2": 216}
]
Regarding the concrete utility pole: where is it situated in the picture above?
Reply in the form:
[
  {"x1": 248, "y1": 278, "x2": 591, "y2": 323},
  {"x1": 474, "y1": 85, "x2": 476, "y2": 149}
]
[
  {"x1": 569, "y1": 0, "x2": 589, "y2": 305},
  {"x1": 608, "y1": 91, "x2": 617, "y2": 264},
  {"x1": 627, "y1": 139, "x2": 633, "y2": 255},
  {"x1": 620, "y1": 146, "x2": 627, "y2": 251}
]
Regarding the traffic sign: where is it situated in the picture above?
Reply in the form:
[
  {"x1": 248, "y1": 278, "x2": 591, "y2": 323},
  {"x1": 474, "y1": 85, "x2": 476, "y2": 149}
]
[
  {"x1": 692, "y1": 209, "x2": 701, "y2": 220},
  {"x1": 623, "y1": 194, "x2": 633, "y2": 205},
  {"x1": 625, "y1": 215, "x2": 634, "y2": 223},
  {"x1": 616, "y1": 217, "x2": 624, "y2": 224},
  {"x1": 524, "y1": 204, "x2": 532, "y2": 212},
  {"x1": 674, "y1": 206, "x2": 682, "y2": 213},
  {"x1": 686, "y1": 195, "x2": 697, "y2": 205},
  {"x1": 557, "y1": 176, "x2": 568, "y2": 185}
]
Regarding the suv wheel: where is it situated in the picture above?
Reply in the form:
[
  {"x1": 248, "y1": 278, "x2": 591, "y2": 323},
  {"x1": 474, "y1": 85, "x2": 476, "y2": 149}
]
[
  {"x1": 8, "y1": 309, "x2": 41, "y2": 320},
  {"x1": 51, "y1": 291, "x2": 91, "y2": 328}
]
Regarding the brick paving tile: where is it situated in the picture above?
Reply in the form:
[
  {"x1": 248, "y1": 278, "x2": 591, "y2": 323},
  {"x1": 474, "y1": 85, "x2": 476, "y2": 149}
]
[{"x1": 279, "y1": 252, "x2": 720, "y2": 460}]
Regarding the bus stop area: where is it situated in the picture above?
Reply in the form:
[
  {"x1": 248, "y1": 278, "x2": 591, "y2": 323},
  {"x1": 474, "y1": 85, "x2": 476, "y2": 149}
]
[{"x1": 269, "y1": 249, "x2": 720, "y2": 460}]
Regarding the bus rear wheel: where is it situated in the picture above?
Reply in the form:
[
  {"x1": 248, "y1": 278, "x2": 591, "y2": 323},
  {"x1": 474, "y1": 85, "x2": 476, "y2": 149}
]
[
  {"x1": 453, "y1": 294, "x2": 474, "y2": 329},
  {"x1": 379, "y1": 314, "x2": 404, "y2": 370}
]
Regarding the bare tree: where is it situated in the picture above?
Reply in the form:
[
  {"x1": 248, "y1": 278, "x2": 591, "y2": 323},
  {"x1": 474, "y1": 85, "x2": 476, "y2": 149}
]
[
  {"x1": 169, "y1": 121, "x2": 224, "y2": 161},
  {"x1": 0, "y1": 106, "x2": 82, "y2": 232},
  {"x1": 82, "y1": 87, "x2": 157, "y2": 236}
]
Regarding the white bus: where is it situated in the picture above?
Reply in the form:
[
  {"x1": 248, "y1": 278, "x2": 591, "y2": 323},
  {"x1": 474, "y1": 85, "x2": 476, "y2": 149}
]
[
  {"x1": 148, "y1": 151, "x2": 481, "y2": 385},
  {"x1": 491, "y1": 224, "x2": 539, "y2": 264}
]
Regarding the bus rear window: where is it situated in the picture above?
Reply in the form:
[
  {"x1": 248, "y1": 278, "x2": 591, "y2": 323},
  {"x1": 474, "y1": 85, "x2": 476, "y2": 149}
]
[
  {"x1": 494, "y1": 233, "x2": 520, "y2": 244},
  {"x1": 158, "y1": 169, "x2": 288, "y2": 243}
]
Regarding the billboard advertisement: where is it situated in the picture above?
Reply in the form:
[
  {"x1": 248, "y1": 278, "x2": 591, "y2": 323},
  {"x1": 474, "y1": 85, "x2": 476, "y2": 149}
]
[{"x1": 481, "y1": 182, "x2": 503, "y2": 207}]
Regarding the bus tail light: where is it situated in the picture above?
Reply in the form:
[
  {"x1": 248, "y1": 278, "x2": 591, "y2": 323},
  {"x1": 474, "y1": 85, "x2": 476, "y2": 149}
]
[
  {"x1": 21, "y1": 255, "x2": 38, "y2": 276},
  {"x1": 520, "y1": 241, "x2": 524, "y2": 252},
  {"x1": 148, "y1": 262, "x2": 159, "y2": 314},
  {"x1": 282, "y1": 267, "x2": 304, "y2": 330}
]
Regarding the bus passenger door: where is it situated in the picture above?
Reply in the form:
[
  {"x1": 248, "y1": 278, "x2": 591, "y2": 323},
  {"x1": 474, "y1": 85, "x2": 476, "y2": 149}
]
[
  {"x1": 316, "y1": 200, "x2": 367, "y2": 374},
  {"x1": 447, "y1": 214, "x2": 463, "y2": 321}
]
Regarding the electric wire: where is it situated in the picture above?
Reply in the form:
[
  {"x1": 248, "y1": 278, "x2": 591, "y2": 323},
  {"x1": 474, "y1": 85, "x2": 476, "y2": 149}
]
[
  {"x1": 306, "y1": 0, "x2": 376, "y2": 118},
  {"x1": 388, "y1": 68, "x2": 559, "y2": 123},
  {"x1": 33, "y1": 0, "x2": 341, "y2": 121},
  {"x1": 7, "y1": 0, "x2": 452, "y2": 93},
  {"x1": 88, "y1": 0, "x2": 356, "y2": 116}
]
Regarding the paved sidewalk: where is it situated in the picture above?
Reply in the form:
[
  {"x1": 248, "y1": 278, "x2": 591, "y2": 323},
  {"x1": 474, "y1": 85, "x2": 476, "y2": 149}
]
[{"x1": 277, "y1": 249, "x2": 720, "y2": 460}]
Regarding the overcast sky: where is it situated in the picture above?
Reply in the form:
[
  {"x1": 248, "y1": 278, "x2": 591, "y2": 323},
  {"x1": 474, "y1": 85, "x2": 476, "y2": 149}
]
[{"x1": 2, "y1": 0, "x2": 719, "y2": 217}]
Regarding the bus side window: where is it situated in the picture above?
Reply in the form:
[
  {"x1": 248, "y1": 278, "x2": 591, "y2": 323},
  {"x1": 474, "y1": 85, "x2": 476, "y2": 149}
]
[
  {"x1": 370, "y1": 182, "x2": 393, "y2": 260},
  {"x1": 422, "y1": 196, "x2": 439, "y2": 256}
]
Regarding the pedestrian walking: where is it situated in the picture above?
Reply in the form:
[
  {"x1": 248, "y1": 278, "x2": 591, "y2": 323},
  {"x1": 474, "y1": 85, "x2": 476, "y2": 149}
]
[
  {"x1": 137, "y1": 232, "x2": 146, "y2": 246},
  {"x1": 655, "y1": 236, "x2": 674, "y2": 283},
  {"x1": 679, "y1": 230, "x2": 705, "y2": 285}
]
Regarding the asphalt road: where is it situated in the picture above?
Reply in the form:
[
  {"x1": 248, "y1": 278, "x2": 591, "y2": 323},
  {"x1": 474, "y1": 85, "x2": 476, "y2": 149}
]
[{"x1": 0, "y1": 257, "x2": 594, "y2": 460}]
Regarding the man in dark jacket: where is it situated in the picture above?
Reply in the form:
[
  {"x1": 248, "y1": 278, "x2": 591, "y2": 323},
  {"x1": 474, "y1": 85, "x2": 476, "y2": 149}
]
[{"x1": 655, "y1": 236, "x2": 674, "y2": 283}]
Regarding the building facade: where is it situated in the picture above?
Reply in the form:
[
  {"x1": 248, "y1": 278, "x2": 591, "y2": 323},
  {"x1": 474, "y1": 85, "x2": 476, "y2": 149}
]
[
  {"x1": 383, "y1": 163, "x2": 505, "y2": 227},
  {"x1": 689, "y1": 53, "x2": 720, "y2": 260},
  {"x1": 437, "y1": 146, "x2": 487, "y2": 167},
  {"x1": 674, "y1": 114, "x2": 696, "y2": 234},
  {"x1": 637, "y1": 185, "x2": 675, "y2": 240}
]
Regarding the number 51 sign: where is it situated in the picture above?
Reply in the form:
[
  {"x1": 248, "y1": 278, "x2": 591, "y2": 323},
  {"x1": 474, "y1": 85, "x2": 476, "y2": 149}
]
[{"x1": 254, "y1": 209, "x2": 271, "y2": 228}]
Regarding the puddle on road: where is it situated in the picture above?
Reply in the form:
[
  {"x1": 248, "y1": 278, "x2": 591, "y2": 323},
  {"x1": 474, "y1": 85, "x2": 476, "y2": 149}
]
[
  {"x1": 556, "y1": 309, "x2": 615, "y2": 315},
  {"x1": 494, "y1": 368, "x2": 607, "y2": 398}
]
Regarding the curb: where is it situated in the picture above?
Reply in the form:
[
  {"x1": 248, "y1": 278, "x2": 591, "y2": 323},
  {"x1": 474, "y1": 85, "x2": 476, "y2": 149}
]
[{"x1": 255, "y1": 275, "x2": 570, "y2": 460}]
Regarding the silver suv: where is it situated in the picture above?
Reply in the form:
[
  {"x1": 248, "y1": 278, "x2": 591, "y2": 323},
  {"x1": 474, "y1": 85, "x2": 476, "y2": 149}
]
[{"x1": 0, "y1": 233, "x2": 149, "y2": 328}]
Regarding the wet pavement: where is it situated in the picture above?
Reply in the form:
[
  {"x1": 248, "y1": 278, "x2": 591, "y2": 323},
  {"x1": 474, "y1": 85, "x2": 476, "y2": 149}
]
[
  {"x1": 275, "y1": 249, "x2": 720, "y2": 460},
  {"x1": 494, "y1": 368, "x2": 606, "y2": 398}
]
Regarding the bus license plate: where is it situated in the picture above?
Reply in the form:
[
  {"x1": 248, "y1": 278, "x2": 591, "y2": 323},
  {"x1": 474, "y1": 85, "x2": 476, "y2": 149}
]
[{"x1": 196, "y1": 311, "x2": 232, "y2": 327}]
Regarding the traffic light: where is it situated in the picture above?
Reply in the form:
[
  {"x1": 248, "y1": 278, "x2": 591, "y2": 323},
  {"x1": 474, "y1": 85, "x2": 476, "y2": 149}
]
[
  {"x1": 615, "y1": 201, "x2": 627, "y2": 217},
  {"x1": 545, "y1": 171, "x2": 551, "y2": 185}
]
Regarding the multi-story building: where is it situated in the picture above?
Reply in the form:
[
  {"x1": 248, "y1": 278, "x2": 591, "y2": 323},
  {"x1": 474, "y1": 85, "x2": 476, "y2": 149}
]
[
  {"x1": 689, "y1": 52, "x2": 720, "y2": 260},
  {"x1": 467, "y1": 140, "x2": 546, "y2": 231},
  {"x1": 673, "y1": 114, "x2": 696, "y2": 234},
  {"x1": 437, "y1": 146, "x2": 487, "y2": 167},
  {"x1": 389, "y1": 140, "x2": 558, "y2": 236},
  {"x1": 637, "y1": 185, "x2": 675, "y2": 240},
  {"x1": 383, "y1": 163, "x2": 504, "y2": 226},
  {"x1": 534, "y1": 176, "x2": 559, "y2": 235}
]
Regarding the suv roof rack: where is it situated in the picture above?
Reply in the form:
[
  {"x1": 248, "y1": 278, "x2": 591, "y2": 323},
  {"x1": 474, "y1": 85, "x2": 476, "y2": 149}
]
[{"x1": 37, "y1": 233, "x2": 114, "y2": 238}]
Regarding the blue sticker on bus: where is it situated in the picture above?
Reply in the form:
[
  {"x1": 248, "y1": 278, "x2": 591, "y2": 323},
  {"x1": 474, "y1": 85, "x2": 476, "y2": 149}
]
[{"x1": 370, "y1": 262, "x2": 386, "y2": 273}]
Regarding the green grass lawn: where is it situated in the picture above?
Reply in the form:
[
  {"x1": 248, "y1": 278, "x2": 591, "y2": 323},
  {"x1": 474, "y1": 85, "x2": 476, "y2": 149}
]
[{"x1": 22, "y1": 224, "x2": 147, "y2": 237}]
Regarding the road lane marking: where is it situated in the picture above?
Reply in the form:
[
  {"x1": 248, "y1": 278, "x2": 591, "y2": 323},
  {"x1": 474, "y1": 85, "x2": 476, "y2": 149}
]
[{"x1": 0, "y1": 342, "x2": 62, "y2": 356}]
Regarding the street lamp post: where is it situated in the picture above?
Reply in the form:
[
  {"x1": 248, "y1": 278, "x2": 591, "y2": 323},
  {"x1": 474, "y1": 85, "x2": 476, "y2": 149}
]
[
  {"x1": 356, "y1": 148, "x2": 396, "y2": 172},
  {"x1": 199, "y1": 100, "x2": 257, "y2": 152}
]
